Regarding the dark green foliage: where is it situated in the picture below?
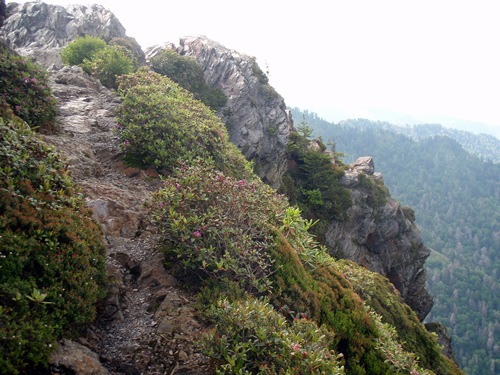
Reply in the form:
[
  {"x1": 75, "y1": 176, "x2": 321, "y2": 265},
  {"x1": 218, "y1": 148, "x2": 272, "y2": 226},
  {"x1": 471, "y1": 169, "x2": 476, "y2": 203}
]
[
  {"x1": 357, "y1": 173, "x2": 389, "y2": 208},
  {"x1": 0, "y1": 119, "x2": 106, "y2": 374},
  {"x1": 0, "y1": 44, "x2": 57, "y2": 132},
  {"x1": 280, "y1": 129, "x2": 351, "y2": 240},
  {"x1": 148, "y1": 49, "x2": 227, "y2": 111},
  {"x1": 60, "y1": 35, "x2": 106, "y2": 66},
  {"x1": 295, "y1": 109, "x2": 496, "y2": 375},
  {"x1": 116, "y1": 68, "x2": 250, "y2": 176}
]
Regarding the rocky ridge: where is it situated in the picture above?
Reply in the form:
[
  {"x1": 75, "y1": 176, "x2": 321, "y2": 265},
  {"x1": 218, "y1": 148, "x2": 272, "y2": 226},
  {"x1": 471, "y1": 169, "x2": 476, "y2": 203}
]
[
  {"x1": 146, "y1": 36, "x2": 292, "y2": 189},
  {"x1": 326, "y1": 156, "x2": 433, "y2": 320}
]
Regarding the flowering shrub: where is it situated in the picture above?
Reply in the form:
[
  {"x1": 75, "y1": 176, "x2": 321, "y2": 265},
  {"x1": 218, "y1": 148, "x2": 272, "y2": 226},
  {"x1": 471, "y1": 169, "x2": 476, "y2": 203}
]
[
  {"x1": 0, "y1": 45, "x2": 57, "y2": 132},
  {"x1": 151, "y1": 160, "x2": 287, "y2": 294},
  {"x1": 116, "y1": 68, "x2": 250, "y2": 176},
  {"x1": 0, "y1": 119, "x2": 106, "y2": 373},
  {"x1": 200, "y1": 298, "x2": 345, "y2": 374}
]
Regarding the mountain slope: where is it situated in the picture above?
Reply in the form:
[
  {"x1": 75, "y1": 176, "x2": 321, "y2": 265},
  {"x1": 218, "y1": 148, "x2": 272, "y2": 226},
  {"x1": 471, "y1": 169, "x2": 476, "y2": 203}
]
[
  {"x1": 1, "y1": 2, "x2": 463, "y2": 374},
  {"x1": 294, "y1": 110, "x2": 499, "y2": 375}
]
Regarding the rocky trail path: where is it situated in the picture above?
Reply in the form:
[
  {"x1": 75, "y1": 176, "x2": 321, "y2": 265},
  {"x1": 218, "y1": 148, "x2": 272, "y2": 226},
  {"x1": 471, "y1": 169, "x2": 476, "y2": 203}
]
[{"x1": 45, "y1": 66, "x2": 211, "y2": 374}]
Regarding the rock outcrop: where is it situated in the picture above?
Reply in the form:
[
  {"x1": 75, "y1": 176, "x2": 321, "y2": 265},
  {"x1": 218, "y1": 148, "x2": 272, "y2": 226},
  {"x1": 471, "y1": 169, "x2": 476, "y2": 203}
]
[
  {"x1": 147, "y1": 36, "x2": 292, "y2": 188},
  {"x1": 326, "y1": 157, "x2": 433, "y2": 320},
  {"x1": 1, "y1": 1, "x2": 127, "y2": 68}
]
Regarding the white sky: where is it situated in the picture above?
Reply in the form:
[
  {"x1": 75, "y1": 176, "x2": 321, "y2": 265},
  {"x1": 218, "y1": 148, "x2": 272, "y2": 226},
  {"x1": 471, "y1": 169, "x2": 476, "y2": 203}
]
[{"x1": 11, "y1": 1, "x2": 500, "y2": 137}]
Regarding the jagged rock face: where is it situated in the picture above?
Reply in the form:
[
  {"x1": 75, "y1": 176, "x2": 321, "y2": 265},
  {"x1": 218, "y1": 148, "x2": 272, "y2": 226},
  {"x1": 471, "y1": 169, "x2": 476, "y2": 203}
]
[
  {"x1": 1, "y1": 2, "x2": 126, "y2": 68},
  {"x1": 147, "y1": 36, "x2": 292, "y2": 188},
  {"x1": 326, "y1": 158, "x2": 434, "y2": 320}
]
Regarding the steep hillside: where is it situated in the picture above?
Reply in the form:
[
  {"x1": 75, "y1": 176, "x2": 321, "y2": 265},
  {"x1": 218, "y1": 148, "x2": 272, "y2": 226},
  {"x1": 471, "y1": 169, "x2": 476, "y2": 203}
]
[
  {"x1": 1, "y1": 2, "x2": 463, "y2": 374},
  {"x1": 295, "y1": 110, "x2": 499, "y2": 375}
]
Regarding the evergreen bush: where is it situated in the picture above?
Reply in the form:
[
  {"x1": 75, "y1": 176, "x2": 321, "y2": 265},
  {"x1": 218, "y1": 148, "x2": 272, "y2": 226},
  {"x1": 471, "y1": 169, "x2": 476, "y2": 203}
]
[
  {"x1": 151, "y1": 160, "x2": 286, "y2": 294},
  {"x1": 82, "y1": 45, "x2": 134, "y2": 88}
]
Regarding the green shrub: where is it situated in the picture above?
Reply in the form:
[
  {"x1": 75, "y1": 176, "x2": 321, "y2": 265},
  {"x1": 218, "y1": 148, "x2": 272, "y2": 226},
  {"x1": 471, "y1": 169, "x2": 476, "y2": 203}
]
[
  {"x1": 149, "y1": 49, "x2": 227, "y2": 111},
  {"x1": 109, "y1": 36, "x2": 146, "y2": 67},
  {"x1": 116, "y1": 68, "x2": 249, "y2": 176},
  {"x1": 60, "y1": 35, "x2": 106, "y2": 66},
  {"x1": 0, "y1": 119, "x2": 106, "y2": 374},
  {"x1": 82, "y1": 45, "x2": 135, "y2": 88},
  {"x1": 0, "y1": 45, "x2": 57, "y2": 132},
  {"x1": 200, "y1": 298, "x2": 345, "y2": 374},
  {"x1": 151, "y1": 160, "x2": 287, "y2": 294}
]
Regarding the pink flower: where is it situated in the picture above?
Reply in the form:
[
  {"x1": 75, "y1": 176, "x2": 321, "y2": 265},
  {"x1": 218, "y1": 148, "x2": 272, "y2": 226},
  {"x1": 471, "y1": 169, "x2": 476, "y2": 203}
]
[
  {"x1": 291, "y1": 343, "x2": 300, "y2": 352},
  {"x1": 192, "y1": 230, "x2": 201, "y2": 238}
]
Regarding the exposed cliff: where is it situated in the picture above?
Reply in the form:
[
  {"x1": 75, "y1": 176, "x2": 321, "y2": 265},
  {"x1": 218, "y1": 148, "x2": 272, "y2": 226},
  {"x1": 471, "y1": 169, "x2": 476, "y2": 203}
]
[
  {"x1": 325, "y1": 157, "x2": 433, "y2": 320},
  {"x1": 146, "y1": 36, "x2": 292, "y2": 188}
]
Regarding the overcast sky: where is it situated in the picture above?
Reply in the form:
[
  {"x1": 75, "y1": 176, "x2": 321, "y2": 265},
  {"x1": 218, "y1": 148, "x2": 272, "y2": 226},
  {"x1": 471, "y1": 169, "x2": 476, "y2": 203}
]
[{"x1": 12, "y1": 1, "x2": 500, "y2": 137}]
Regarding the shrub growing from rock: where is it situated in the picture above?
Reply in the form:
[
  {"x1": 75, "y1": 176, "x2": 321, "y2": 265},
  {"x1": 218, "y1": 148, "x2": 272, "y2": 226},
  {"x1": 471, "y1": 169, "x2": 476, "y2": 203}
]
[
  {"x1": 61, "y1": 35, "x2": 135, "y2": 89},
  {"x1": 82, "y1": 45, "x2": 134, "y2": 89}
]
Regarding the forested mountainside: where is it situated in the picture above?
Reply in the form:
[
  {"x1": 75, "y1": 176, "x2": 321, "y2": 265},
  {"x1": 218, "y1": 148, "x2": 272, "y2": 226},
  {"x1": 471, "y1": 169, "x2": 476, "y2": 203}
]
[
  {"x1": 390, "y1": 124, "x2": 500, "y2": 164},
  {"x1": 292, "y1": 109, "x2": 500, "y2": 375}
]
